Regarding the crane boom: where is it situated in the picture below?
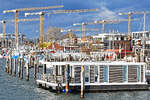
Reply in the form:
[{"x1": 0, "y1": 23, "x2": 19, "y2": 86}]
[
  {"x1": 94, "y1": 19, "x2": 137, "y2": 33},
  {"x1": 0, "y1": 18, "x2": 40, "y2": 47},
  {"x1": 119, "y1": 11, "x2": 150, "y2": 35},
  {"x1": 25, "y1": 8, "x2": 99, "y2": 47},
  {"x1": 50, "y1": 9, "x2": 99, "y2": 14},
  {"x1": 3, "y1": 5, "x2": 64, "y2": 47},
  {"x1": 3, "y1": 5, "x2": 64, "y2": 13}
]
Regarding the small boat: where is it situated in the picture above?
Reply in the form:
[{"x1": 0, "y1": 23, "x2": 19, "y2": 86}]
[{"x1": 36, "y1": 61, "x2": 148, "y2": 92}]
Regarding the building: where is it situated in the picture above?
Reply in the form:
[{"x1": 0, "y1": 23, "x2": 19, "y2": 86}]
[
  {"x1": 92, "y1": 32, "x2": 130, "y2": 50},
  {"x1": 131, "y1": 31, "x2": 150, "y2": 59},
  {"x1": 0, "y1": 33, "x2": 26, "y2": 48}
]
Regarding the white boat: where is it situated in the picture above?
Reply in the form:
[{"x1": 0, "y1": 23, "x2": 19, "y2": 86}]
[{"x1": 36, "y1": 61, "x2": 148, "y2": 92}]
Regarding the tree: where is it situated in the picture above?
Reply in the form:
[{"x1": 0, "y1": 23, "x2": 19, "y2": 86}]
[{"x1": 46, "y1": 27, "x2": 63, "y2": 41}]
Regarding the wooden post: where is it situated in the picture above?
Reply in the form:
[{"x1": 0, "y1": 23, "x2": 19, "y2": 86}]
[
  {"x1": 65, "y1": 64, "x2": 70, "y2": 93},
  {"x1": 5, "y1": 57, "x2": 9, "y2": 73},
  {"x1": 18, "y1": 58, "x2": 21, "y2": 77},
  {"x1": 80, "y1": 65, "x2": 85, "y2": 98},
  {"x1": 13, "y1": 59, "x2": 17, "y2": 77},
  {"x1": 20, "y1": 58, "x2": 23, "y2": 79},
  {"x1": 26, "y1": 59, "x2": 29, "y2": 81},
  {"x1": 9, "y1": 56, "x2": 12, "y2": 75},
  {"x1": 29, "y1": 55, "x2": 31, "y2": 67},
  {"x1": 36, "y1": 57, "x2": 39, "y2": 73},
  {"x1": 43, "y1": 64, "x2": 46, "y2": 74},
  {"x1": 34, "y1": 62, "x2": 37, "y2": 80},
  {"x1": 7, "y1": 57, "x2": 10, "y2": 74}
]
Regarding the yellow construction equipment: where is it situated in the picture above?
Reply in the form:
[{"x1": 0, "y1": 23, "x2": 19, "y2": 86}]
[
  {"x1": 3, "y1": 5, "x2": 64, "y2": 46},
  {"x1": 61, "y1": 28, "x2": 99, "y2": 41},
  {"x1": 25, "y1": 9, "x2": 98, "y2": 45},
  {"x1": 118, "y1": 11, "x2": 150, "y2": 35},
  {"x1": 73, "y1": 22, "x2": 96, "y2": 40},
  {"x1": 0, "y1": 18, "x2": 40, "y2": 46},
  {"x1": 94, "y1": 19, "x2": 138, "y2": 33},
  {"x1": 73, "y1": 19, "x2": 137, "y2": 40}
]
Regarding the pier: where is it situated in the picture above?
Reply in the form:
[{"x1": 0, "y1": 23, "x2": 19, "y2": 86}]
[{"x1": 1, "y1": 1, "x2": 150, "y2": 99}]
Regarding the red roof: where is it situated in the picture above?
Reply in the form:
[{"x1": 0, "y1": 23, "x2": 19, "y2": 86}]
[{"x1": 47, "y1": 42, "x2": 63, "y2": 51}]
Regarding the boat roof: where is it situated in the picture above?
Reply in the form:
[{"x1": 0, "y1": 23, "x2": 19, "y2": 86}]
[{"x1": 42, "y1": 61, "x2": 146, "y2": 66}]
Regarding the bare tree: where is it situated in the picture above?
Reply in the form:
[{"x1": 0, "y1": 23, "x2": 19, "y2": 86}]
[{"x1": 46, "y1": 27, "x2": 63, "y2": 41}]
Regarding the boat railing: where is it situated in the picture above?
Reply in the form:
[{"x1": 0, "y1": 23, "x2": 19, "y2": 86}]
[
  {"x1": 37, "y1": 73, "x2": 65, "y2": 83},
  {"x1": 37, "y1": 73, "x2": 55, "y2": 83}
]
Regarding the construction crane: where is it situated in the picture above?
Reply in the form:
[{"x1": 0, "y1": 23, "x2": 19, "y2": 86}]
[
  {"x1": 3, "y1": 5, "x2": 64, "y2": 46},
  {"x1": 61, "y1": 28, "x2": 99, "y2": 41},
  {"x1": 25, "y1": 9, "x2": 98, "y2": 46},
  {"x1": 94, "y1": 19, "x2": 138, "y2": 33},
  {"x1": 73, "y1": 19, "x2": 137, "y2": 40},
  {"x1": 118, "y1": 11, "x2": 150, "y2": 34},
  {"x1": 0, "y1": 18, "x2": 40, "y2": 47},
  {"x1": 73, "y1": 22, "x2": 96, "y2": 40}
]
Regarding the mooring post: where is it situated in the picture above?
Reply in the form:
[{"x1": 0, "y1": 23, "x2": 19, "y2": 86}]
[
  {"x1": 9, "y1": 55, "x2": 12, "y2": 75},
  {"x1": 26, "y1": 57, "x2": 29, "y2": 81},
  {"x1": 18, "y1": 58, "x2": 21, "y2": 77},
  {"x1": 36, "y1": 57, "x2": 39, "y2": 73},
  {"x1": 7, "y1": 56, "x2": 10, "y2": 74},
  {"x1": 13, "y1": 58, "x2": 16, "y2": 77},
  {"x1": 80, "y1": 65, "x2": 85, "y2": 98},
  {"x1": 65, "y1": 64, "x2": 70, "y2": 93},
  {"x1": 34, "y1": 62, "x2": 37, "y2": 80},
  {"x1": 5, "y1": 57, "x2": 9, "y2": 73},
  {"x1": 20, "y1": 58, "x2": 23, "y2": 79},
  {"x1": 31, "y1": 55, "x2": 34, "y2": 67}
]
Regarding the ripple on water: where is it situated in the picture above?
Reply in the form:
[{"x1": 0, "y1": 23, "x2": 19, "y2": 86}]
[{"x1": 1, "y1": 59, "x2": 150, "y2": 100}]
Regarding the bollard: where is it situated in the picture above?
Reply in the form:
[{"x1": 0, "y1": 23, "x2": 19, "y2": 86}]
[
  {"x1": 13, "y1": 59, "x2": 16, "y2": 77},
  {"x1": 34, "y1": 63, "x2": 37, "y2": 80},
  {"x1": 20, "y1": 58, "x2": 23, "y2": 79},
  {"x1": 36, "y1": 57, "x2": 39, "y2": 73},
  {"x1": 29, "y1": 55, "x2": 32, "y2": 67},
  {"x1": 26, "y1": 61, "x2": 29, "y2": 81},
  {"x1": 5, "y1": 57, "x2": 9, "y2": 73},
  {"x1": 7, "y1": 56, "x2": 10, "y2": 74},
  {"x1": 5, "y1": 57, "x2": 7, "y2": 73},
  {"x1": 9, "y1": 56, "x2": 12, "y2": 75},
  {"x1": 80, "y1": 65, "x2": 85, "y2": 98},
  {"x1": 18, "y1": 58, "x2": 21, "y2": 77}
]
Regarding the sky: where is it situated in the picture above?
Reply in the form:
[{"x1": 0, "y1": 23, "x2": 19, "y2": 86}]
[{"x1": 0, "y1": 0, "x2": 150, "y2": 38}]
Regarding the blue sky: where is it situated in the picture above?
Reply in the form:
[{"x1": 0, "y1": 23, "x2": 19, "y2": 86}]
[{"x1": 0, "y1": 0, "x2": 150, "y2": 38}]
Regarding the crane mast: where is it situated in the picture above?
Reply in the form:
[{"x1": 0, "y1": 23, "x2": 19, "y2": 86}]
[
  {"x1": 3, "y1": 5, "x2": 64, "y2": 47},
  {"x1": 25, "y1": 9, "x2": 98, "y2": 46},
  {"x1": 0, "y1": 18, "x2": 40, "y2": 48},
  {"x1": 118, "y1": 11, "x2": 150, "y2": 39}
]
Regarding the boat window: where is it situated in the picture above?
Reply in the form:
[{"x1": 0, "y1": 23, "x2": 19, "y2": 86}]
[
  {"x1": 123, "y1": 65, "x2": 127, "y2": 82},
  {"x1": 104, "y1": 66, "x2": 108, "y2": 82},
  {"x1": 137, "y1": 65, "x2": 141, "y2": 82},
  {"x1": 56, "y1": 65, "x2": 62, "y2": 76}
]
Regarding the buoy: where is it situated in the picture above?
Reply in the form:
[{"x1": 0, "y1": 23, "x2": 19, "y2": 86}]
[{"x1": 62, "y1": 89, "x2": 71, "y2": 93}]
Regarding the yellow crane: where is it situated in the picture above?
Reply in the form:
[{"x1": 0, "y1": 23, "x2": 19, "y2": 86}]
[
  {"x1": 118, "y1": 11, "x2": 150, "y2": 35},
  {"x1": 73, "y1": 22, "x2": 96, "y2": 40},
  {"x1": 0, "y1": 18, "x2": 40, "y2": 47},
  {"x1": 61, "y1": 28, "x2": 99, "y2": 41},
  {"x1": 3, "y1": 5, "x2": 64, "y2": 46},
  {"x1": 94, "y1": 19, "x2": 138, "y2": 33},
  {"x1": 25, "y1": 9, "x2": 98, "y2": 46},
  {"x1": 73, "y1": 19, "x2": 137, "y2": 40}
]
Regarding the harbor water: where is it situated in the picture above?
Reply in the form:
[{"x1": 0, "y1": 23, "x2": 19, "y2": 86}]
[{"x1": 1, "y1": 59, "x2": 150, "y2": 100}]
